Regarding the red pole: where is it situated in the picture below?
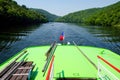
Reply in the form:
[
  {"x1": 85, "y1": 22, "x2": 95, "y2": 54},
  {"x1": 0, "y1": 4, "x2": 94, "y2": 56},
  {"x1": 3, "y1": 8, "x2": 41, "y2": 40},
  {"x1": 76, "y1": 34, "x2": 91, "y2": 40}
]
[
  {"x1": 97, "y1": 56, "x2": 120, "y2": 73},
  {"x1": 46, "y1": 56, "x2": 55, "y2": 80}
]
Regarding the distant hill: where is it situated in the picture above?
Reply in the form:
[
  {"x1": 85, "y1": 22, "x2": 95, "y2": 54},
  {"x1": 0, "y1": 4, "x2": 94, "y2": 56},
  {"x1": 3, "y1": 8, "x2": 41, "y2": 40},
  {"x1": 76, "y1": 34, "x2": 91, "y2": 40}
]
[
  {"x1": 56, "y1": 1, "x2": 120, "y2": 27},
  {"x1": 0, "y1": 0, "x2": 47, "y2": 26},
  {"x1": 56, "y1": 8, "x2": 102, "y2": 23},
  {"x1": 31, "y1": 8, "x2": 59, "y2": 22}
]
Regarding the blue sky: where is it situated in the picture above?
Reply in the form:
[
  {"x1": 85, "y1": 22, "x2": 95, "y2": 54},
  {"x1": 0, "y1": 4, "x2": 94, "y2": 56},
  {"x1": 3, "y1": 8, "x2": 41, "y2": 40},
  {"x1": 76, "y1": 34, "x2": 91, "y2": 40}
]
[{"x1": 14, "y1": 0, "x2": 119, "y2": 16}]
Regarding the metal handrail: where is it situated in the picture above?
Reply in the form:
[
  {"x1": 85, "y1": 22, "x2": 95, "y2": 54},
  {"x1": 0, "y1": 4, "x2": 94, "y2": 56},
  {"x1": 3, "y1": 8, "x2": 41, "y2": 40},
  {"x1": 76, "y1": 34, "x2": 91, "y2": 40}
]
[
  {"x1": 97, "y1": 56, "x2": 120, "y2": 73},
  {"x1": 97, "y1": 56, "x2": 119, "y2": 80}
]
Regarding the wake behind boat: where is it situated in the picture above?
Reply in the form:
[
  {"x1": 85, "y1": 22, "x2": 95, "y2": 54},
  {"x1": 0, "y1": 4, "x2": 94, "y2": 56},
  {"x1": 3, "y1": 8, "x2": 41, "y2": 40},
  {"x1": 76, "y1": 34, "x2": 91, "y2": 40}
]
[{"x1": 0, "y1": 41, "x2": 120, "y2": 80}]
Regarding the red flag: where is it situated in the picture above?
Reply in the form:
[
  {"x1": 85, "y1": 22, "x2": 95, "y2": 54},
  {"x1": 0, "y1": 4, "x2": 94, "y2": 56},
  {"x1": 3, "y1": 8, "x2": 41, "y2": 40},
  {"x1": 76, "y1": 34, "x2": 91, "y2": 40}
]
[{"x1": 59, "y1": 32, "x2": 64, "y2": 41}]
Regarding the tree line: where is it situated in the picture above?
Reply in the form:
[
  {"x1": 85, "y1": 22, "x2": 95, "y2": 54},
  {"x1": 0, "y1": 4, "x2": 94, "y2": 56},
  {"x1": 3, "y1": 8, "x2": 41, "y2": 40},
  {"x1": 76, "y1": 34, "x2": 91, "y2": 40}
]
[
  {"x1": 0, "y1": 0, "x2": 48, "y2": 26},
  {"x1": 56, "y1": 1, "x2": 120, "y2": 27}
]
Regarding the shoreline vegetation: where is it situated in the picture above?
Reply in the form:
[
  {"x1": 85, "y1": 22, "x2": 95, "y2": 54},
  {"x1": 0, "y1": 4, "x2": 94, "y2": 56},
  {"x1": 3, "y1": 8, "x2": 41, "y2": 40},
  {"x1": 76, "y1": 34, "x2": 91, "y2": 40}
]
[
  {"x1": 0, "y1": 0, "x2": 119, "y2": 28},
  {"x1": 56, "y1": 1, "x2": 120, "y2": 27},
  {"x1": 0, "y1": 0, "x2": 48, "y2": 26}
]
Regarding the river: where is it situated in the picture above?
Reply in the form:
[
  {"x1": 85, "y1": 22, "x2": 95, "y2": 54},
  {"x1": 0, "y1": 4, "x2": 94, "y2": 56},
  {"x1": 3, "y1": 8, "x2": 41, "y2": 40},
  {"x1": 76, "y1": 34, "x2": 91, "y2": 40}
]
[{"x1": 0, "y1": 22, "x2": 120, "y2": 63}]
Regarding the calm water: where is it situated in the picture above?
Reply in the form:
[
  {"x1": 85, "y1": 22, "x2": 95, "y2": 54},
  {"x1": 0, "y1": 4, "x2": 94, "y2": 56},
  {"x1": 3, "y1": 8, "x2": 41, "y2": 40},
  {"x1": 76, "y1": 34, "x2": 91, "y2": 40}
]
[{"x1": 0, "y1": 22, "x2": 120, "y2": 63}]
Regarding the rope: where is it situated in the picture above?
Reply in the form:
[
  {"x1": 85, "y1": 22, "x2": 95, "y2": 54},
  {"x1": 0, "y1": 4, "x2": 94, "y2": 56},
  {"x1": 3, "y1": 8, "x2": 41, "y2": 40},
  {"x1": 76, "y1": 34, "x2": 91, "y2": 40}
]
[{"x1": 73, "y1": 41, "x2": 97, "y2": 70}]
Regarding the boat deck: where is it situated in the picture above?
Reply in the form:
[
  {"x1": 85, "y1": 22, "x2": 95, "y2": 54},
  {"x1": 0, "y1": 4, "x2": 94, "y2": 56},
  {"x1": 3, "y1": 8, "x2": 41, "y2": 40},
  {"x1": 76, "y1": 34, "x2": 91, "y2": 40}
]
[
  {"x1": 0, "y1": 45, "x2": 120, "y2": 80},
  {"x1": 54, "y1": 46, "x2": 97, "y2": 79}
]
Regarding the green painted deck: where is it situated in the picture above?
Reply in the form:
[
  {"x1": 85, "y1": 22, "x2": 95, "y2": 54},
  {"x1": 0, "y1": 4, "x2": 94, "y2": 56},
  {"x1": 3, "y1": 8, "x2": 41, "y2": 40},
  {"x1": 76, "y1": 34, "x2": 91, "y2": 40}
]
[{"x1": 0, "y1": 45, "x2": 120, "y2": 80}]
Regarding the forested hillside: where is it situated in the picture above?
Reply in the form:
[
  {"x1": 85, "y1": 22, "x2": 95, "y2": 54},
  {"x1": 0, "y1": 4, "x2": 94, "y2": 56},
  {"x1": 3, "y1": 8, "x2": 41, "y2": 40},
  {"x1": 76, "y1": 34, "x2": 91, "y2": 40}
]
[
  {"x1": 0, "y1": 0, "x2": 47, "y2": 25},
  {"x1": 56, "y1": 1, "x2": 120, "y2": 27},
  {"x1": 31, "y1": 8, "x2": 59, "y2": 22},
  {"x1": 56, "y1": 8, "x2": 101, "y2": 23},
  {"x1": 86, "y1": 1, "x2": 120, "y2": 26}
]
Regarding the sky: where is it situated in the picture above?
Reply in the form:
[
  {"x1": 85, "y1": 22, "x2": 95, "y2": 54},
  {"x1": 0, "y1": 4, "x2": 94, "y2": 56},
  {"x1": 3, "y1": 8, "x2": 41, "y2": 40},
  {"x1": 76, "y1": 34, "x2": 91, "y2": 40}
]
[{"x1": 14, "y1": 0, "x2": 120, "y2": 16}]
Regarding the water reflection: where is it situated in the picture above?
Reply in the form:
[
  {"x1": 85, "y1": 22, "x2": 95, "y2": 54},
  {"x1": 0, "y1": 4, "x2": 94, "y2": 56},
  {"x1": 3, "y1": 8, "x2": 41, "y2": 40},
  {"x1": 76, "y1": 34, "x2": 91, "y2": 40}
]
[
  {"x1": 0, "y1": 33, "x2": 24, "y2": 50},
  {"x1": 76, "y1": 24, "x2": 120, "y2": 54},
  {"x1": 0, "y1": 24, "x2": 41, "y2": 63},
  {"x1": 85, "y1": 26, "x2": 120, "y2": 42}
]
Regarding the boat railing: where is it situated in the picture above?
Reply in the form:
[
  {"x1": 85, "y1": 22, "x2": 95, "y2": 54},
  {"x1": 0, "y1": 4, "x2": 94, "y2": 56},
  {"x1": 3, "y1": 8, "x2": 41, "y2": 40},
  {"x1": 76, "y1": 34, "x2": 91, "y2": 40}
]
[
  {"x1": 45, "y1": 41, "x2": 56, "y2": 60},
  {"x1": 97, "y1": 56, "x2": 119, "y2": 80},
  {"x1": 42, "y1": 41, "x2": 57, "y2": 76}
]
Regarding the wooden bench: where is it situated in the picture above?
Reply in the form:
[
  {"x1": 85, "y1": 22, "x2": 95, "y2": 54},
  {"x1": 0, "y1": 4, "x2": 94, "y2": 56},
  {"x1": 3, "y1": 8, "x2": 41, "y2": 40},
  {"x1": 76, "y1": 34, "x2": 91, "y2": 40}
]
[
  {"x1": 9, "y1": 61, "x2": 35, "y2": 80},
  {"x1": 0, "y1": 62, "x2": 25, "y2": 80},
  {"x1": 0, "y1": 61, "x2": 16, "y2": 78},
  {"x1": 0, "y1": 61, "x2": 35, "y2": 80},
  {"x1": 0, "y1": 50, "x2": 27, "y2": 79}
]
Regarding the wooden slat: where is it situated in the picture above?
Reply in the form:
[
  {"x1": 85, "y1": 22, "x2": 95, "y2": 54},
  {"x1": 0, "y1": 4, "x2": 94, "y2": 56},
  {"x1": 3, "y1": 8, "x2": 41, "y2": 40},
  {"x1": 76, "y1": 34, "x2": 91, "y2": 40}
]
[
  {"x1": 9, "y1": 61, "x2": 34, "y2": 80},
  {"x1": 0, "y1": 62, "x2": 16, "y2": 77},
  {"x1": 22, "y1": 75, "x2": 28, "y2": 80},
  {"x1": 1, "y1": 62, "x2": 19, "y2": 80},
  {"x1": 22, "y1": 62, "x2": 33, "y2": 80},
  {"x1": 10, "y1": 69, "x2": 22, "y2": 80},
  {"x1": 18, "y1": 67, "x2": 32, "y2": 69},
  {"x1": 1, "y1": 62, "x2": 24, "y2": 80},
  {"x1": 0, "y1": 50, "x2": 27, "y2": 78},
  {"x1": 9, "y1": 62, "x2": 27, "y2": 80},
  {"x1": 6, "y1": 61, "x2": 26, "y2": 80},
  {"x1": 15, "y1": 69, "x2": 27, "y2": 80},
  {"x1": 13, "y1": 73, "x2": 29, "y2": 76},
  {"x1": 22, "y1": 70, "x2": 30, "y2": 80}
]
